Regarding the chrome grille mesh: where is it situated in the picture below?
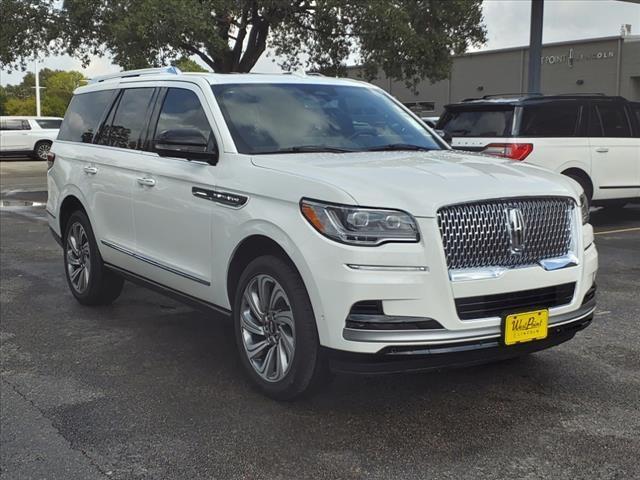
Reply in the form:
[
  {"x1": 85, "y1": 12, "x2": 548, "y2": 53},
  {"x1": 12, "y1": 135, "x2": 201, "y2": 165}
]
[{"x1": 437, "y1": 197, "x2": 574, "y2": 270}]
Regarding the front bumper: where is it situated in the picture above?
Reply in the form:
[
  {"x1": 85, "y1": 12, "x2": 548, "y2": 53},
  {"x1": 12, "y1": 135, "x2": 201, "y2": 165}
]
[
  {"x1": 328, "y1": 298, "x2": 594, "y2": 374},
  {"x1": 298, "y1": 213, "x2": 598, "y2": 354}
]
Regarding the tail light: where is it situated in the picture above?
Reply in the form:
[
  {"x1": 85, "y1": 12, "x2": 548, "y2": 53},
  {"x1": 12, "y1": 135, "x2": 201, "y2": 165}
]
[
  {"x1": 46, "y1": 151, "x2": 56, "y2": 170},
  {"x1": 482, "y1": 143, "x2": 533, "y2": 161}
]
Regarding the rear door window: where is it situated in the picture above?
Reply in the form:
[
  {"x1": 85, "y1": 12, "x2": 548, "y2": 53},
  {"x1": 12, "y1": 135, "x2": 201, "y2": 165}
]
[
  {"x1": 519, "y1": 102, "x2": 581, "y2": 137},
  {"x1": 35, "y1": 119, "x2": 62, "y2": 129},
  {"x1": 439, "y1": 108, "x2": 514, "y2": 137},
  {"x1": 590, "y1": 103, "x2": 632, "y2": 138},
  {"x1": 58, "y1": 90, "x2": 117, "y2": 143},
  {"x1": 98, "y1": 88, "x2": 155, "y2": 149}
]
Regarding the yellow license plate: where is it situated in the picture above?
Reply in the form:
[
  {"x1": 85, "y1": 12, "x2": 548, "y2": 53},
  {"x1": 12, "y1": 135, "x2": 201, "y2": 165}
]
[{"x1": 504, "y1": 309, "x2": 548, "y2": 346}]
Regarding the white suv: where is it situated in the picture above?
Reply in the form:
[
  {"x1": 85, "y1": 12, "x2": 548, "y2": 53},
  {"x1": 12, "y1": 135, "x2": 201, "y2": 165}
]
[
  {"x1": 0, "y1": 116, "x2": 62, "y2": 160},
  {"x1": 47, "y1": 68, "x2": 598, "y2": 399},
  {"x1": 438, "y1": 95, "x2": 640, "y2": 208}
]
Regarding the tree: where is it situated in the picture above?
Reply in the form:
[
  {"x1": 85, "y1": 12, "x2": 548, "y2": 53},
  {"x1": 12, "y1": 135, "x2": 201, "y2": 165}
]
[
  {"x1": 1, "y1": 69, "x2": 85, "y2": 117},
  {"x1": 174, "y1": 57, "x2": 210, "y2": 73},
  {"x1": 59, "y1": 0, "x2": 485, "y2": 86},
  {"x1": 0, "y1": 0, "x2": 60, "y2": 70}
]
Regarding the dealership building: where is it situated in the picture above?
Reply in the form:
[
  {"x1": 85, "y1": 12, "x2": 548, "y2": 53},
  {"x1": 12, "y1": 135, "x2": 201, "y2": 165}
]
[{"x1": 347, "y1": 34, "x2": 640, "y2": 116}]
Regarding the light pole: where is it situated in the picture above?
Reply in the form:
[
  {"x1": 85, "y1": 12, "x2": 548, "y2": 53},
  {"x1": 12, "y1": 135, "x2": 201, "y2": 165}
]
[
  {"x1": 34, "y1": 58, "x2": 41, "y2": 116},
  {"x1": 527, "y1": 0, "x2": 544, "y2": 94}
]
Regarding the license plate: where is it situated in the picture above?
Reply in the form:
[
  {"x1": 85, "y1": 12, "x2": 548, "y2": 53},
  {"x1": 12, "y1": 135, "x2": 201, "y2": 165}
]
[{"x1": 503, "y1": 309, "x2": 548, "y2": 346}]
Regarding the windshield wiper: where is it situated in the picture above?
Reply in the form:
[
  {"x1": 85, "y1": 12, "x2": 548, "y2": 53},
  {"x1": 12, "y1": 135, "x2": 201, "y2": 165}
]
[
  {"x1": 257, "y1": 145, "x2": 355, "y2": 154},
  {"x1": 364, "y1": 143, "x2": 436, "y2": 152}
]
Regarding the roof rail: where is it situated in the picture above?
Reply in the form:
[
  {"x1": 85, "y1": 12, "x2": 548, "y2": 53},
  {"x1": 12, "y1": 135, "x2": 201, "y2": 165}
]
[
  {"x1": 89, "y1": 66, "x2": 182, "y2": 84},
  {"x1": 545, "y1": 92, "x2": 606, "y2": 96}
]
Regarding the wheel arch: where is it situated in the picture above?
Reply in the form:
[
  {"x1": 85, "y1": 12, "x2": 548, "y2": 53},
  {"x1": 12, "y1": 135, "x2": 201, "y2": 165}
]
[
  {"x1": 224, "y1": 229, "x2": 327, "y2": 344},
  {"x1": 59, "y1": 194, "x2": 89, "y2": 236},
  {"x1": 561, "y1": 167, "x2": 594, "y2": 201},
  {"x1": 226, "y1": 234, "x2": 301, "y2": 308}
]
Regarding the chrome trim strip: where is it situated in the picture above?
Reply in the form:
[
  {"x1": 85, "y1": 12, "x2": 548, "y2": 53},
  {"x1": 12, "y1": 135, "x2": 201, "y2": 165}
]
[
  {"x1": 347, "y1": 264, "x2": 429, "y2": 272},
  {"x1": 449, "y1": 253, "x2": 579, "y2": 281},
  {"x1": 101, "y1": 240, "x2": 211, "y2": 286},
  {"x1": 343, "y1": 302, "x2": 595, "y2": 343},
  {"x1": 192, "y1": 187, "x2": 248, "y2": 208},
  {"x1": 539, "y1": 253, "x2": 579, "y2": 271},
  {"x1": 449, "y1": 267, "x2": 507, "y2": 281}
]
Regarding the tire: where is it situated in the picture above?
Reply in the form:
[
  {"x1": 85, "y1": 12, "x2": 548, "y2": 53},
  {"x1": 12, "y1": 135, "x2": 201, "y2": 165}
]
[
  {"x1": 33, "y1": 140, "x2": 52, "y2": 161},
  {"x1": 233, "y1": 255, "x2": 330, "y2": 400},
  {"x1": 564, "y1": 172, "x2": 592, "y2": 208},
  {"x1": 63, "y1": 210, "x2": 124, "y2": 305}
]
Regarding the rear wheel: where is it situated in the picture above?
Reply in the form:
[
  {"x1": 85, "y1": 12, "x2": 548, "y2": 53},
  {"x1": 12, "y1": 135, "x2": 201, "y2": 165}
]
[
  {"x1": 233, "y1": 255, "x2": 330, "y2": 400},
  {"x1": 564, "y1": 172, "x2": 593, "y2": 208},
  {"x1": 33, "y1": 140, "x2": 52, "y2": 161},
  {"x1": 63, "y1": 210, "x2": 124, "y2": 305}
]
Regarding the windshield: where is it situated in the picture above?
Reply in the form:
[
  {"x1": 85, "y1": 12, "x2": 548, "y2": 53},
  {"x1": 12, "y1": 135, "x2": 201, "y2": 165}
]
[{"x1": 211, "y1": 83, "x2": 443, "y2": 154}]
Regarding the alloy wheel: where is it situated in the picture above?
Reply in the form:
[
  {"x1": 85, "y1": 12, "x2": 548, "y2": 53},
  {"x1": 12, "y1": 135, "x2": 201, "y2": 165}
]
[
  {"x1": 66, "y1": 222, "x2": 91, "y2": 293},
  {"x1": 240, "y1": 274, "x2": 296, "y2": 383},
  {"x1": 36, "y1": 143, "x2": 50, "y2": 161}
]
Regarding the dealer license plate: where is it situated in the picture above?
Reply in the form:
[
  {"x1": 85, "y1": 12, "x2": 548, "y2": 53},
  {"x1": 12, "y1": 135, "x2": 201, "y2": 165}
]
[{"x1": 504, "y1": 309, "x2": 548, "y2": 346}]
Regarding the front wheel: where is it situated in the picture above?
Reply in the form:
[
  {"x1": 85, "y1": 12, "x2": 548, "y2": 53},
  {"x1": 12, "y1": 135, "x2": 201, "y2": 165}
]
[{"x1": 233, "y1": 255, "x2": 330, "y2": 400}]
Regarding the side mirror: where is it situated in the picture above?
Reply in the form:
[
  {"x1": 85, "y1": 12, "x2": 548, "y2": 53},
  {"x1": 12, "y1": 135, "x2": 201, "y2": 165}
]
[
  {"x1": 435, "y1": 129, "x2": 452, "y2": 145},
  {"x1": 154, "y1": 129, "x2": 218, "y2": 165}
]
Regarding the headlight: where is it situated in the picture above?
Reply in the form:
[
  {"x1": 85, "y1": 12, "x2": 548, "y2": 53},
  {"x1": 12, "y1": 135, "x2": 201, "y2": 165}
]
[
  {"x1": 580, "y1": 193, "x2": 590, "y2": 224},
  {"x1": 300, "y1": 199, "x2": 419, "y2": 246}
]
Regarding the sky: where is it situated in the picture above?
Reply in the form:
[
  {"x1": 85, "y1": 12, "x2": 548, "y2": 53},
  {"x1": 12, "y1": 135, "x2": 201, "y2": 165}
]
[{"x1": 1, "y1": 0, "x2": 639, "y2": 86}]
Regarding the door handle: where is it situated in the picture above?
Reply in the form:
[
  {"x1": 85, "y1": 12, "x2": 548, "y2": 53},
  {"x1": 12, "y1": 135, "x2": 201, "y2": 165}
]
[
  {"x1": 595, "y1": 147, "x2": 609, "y2": 153},
  {"x1": 137, "y1": 177, "x2": 156, "y2": 187},
  {"x1": 83, "y1": 166, "x2": 98, "y2": 175}
]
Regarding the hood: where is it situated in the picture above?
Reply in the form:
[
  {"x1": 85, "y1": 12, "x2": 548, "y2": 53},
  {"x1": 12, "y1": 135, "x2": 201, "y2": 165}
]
[{"x1": 251, "y1": 150, "x2": 580, "y2": 217}]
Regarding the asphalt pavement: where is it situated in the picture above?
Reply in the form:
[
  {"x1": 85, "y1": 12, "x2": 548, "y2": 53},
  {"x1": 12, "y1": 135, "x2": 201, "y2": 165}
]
[{"x1": 1, "y1": 160, "x2": 639, "y2": 480}]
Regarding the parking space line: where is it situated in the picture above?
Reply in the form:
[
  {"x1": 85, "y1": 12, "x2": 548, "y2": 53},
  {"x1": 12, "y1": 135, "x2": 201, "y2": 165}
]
[{"x1": 594, "y1": 227, "x2": 640, "y2": 235}]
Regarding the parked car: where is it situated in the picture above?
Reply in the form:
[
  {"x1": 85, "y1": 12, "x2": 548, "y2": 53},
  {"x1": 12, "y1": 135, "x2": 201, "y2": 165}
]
[
  {"x1": 0, "y1": 116, "x2": 62, "y2": 160},
  {"x1": 47, "y1": 68, "x2": 597, "y2": 399},
  {"x1": 421, "y1": 116, "x2": 440, "y2": 128},
  {"x1": 437, "y1": 95, "x2": 640, "y2": 208}
]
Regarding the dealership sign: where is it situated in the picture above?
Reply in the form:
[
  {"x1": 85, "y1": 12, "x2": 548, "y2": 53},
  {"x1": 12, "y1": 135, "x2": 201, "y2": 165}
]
[{"x1": 541, "y1": 48, "x2": 615, "y2": 67}]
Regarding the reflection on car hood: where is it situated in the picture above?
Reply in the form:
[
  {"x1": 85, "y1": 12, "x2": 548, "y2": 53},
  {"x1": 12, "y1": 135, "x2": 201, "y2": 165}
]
[{"x1": 251, "y1": 150, "x2": 580, "y2": 217}]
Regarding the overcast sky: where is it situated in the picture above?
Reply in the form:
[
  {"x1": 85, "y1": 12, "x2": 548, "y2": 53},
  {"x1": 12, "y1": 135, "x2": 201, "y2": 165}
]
[{"x1": 1, "y1": 0, "x2": 638, "y2": 86}]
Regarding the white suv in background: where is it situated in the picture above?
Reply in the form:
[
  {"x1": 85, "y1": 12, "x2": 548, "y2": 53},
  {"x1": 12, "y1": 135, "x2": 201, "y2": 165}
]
[
  {"x1": 47, "y1": 68, "x2": 598, "y2": 399},
  {"x1": 0, "y1": 116, "x2": 62, "y2": 160},
  {"x1": 437, "y1": 95, "x2": 640, "y2": 208}
]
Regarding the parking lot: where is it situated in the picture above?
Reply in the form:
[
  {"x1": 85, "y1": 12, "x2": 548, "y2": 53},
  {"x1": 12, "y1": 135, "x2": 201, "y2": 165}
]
[{"x1": 1, "y1": 160, "x2": 639, "y2": 480}]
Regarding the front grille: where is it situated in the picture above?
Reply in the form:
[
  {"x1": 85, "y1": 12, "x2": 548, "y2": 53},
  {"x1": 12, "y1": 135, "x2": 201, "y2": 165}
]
[
  {"x1": 455, "y1": 283, "x2": 576, "y2": 320},
  {"x1": 437, "y1": 197, "x2": 574, "y2": 270}
]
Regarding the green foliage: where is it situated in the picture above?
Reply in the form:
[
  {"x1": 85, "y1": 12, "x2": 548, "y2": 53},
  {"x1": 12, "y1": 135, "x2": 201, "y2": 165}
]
[
  {"x1": 0, "y1": 86, "x2": 7, "y2": 115},
  {"x1": 59, "y1": 0, "x2": 486, "y2": 85},
  {"x1": 0, "y1": 0, "x2": 60, "y2": 70},
  {"x1": 4, "y1": 96, "x2": 36, "y2": 115},
  {"x1": 174, "y1": 57, "x2": 209, "y2": 73},
  {"x1": 1, "y1": 69, "x2": 86, "y2": 116},
  {"x1": 2, "y1": 1, "x2": 486, "y2": 87}
]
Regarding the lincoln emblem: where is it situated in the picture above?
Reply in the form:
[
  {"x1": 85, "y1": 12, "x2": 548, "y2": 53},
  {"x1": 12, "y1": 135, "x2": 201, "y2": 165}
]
[{"x1": 506, "y1": 208, "x2": 526, "y2": 254}]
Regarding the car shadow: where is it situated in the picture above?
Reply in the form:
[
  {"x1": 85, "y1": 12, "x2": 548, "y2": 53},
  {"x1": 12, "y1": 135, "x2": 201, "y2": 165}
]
[{"x1": 590, "y1": 203, "x2": 640, "y2": 230}]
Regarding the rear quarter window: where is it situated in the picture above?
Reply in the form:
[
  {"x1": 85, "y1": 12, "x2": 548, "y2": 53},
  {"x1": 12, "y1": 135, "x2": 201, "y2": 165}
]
[
  {"x1": 519, "y1": 102, "x2": 581, "y2": 137},
  {"x1": 58, "y1": 90, "x2": 117, "y2": 143},
  {"x1": 439, "y1": 108, "x2": 514, "y2": 137}
]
